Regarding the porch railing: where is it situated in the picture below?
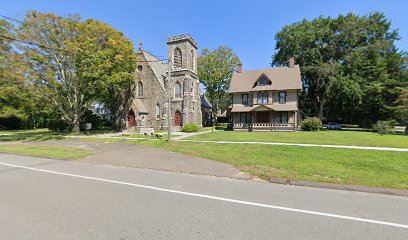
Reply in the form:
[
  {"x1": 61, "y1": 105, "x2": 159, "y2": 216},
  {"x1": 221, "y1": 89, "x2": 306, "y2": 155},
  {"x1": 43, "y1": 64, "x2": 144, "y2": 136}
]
[{"x1": 233, "y1": 122, "x2": 294, "y2": 128}]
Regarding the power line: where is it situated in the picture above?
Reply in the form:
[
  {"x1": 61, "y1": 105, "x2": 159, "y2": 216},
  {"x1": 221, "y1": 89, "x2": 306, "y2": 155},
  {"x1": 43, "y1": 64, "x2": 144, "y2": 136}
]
[
  {"x1": 0, "y1": 14, "x2": 168, "y2": 63},
  {"x1": 0, "y1": 35, "x2": 167, "y2": 63},
  {"x1": 0, "y1": 34, "x2": 70, "y2": 53},
  {"x1": 0, "y1": 14, "x2": 24, "y2": 24}
]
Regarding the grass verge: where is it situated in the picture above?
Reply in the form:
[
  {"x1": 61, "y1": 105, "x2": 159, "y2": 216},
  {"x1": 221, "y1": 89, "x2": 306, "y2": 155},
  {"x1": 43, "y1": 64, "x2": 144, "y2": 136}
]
[
  {"x1": 187, "y1": 130, "x2": 408, "y2": 148},
  {"x1": 0, "y1": 145, "x2": 91, "y2": 160},
  {"x1": 129, "y1": 140, "x2": 408, "y2": 189},
  {"x1": 0, "y1": 129, "x2": 67, "y2": 141}
]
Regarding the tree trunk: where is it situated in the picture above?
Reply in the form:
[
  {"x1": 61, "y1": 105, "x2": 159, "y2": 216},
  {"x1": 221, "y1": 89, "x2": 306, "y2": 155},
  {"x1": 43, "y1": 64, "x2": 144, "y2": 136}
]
[
  {"x1": 317, "y1": 87, "x2": 327, "y2": 120},
  {"x1": 72, "y1": 113, "x2": 81, "y2": 133},
  {"x1": 112, "y1": 86, "x2": 134, "y2": 131},
  {"x1": 318, "y1": 101, "x2": 324, "y2": 119},
  {"x1": 405, "y1": 126, "x2": 408, "y2": 135},
  {"x1": 114, "y1": 105, "x2": 125, "y2": 131}
]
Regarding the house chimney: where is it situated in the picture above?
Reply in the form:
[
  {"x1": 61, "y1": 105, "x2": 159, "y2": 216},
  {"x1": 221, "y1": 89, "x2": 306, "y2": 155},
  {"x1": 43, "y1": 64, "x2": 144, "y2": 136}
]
[
  {"x1": 237, "y1": 62, "x2": 242, "y2": 73},
  {"x1": 289, "y1": 56, "x2": 295, "y2": 68}
]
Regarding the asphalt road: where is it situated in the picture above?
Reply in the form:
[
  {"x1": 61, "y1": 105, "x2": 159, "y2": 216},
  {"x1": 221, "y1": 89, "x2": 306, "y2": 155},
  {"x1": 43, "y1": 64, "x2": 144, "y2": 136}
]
[{"x1": 0, "y1": 153, "x2": 407, "y2": 239}]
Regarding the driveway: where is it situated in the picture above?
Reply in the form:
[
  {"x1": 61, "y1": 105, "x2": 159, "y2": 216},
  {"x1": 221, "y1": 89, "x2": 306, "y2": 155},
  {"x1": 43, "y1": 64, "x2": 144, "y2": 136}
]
[
  {"x1": 31, "y1": 139, "x2": 251, "y2": 179},
  {"x1": 0, "y1": 154, "x2": 407, "y2": 239}
]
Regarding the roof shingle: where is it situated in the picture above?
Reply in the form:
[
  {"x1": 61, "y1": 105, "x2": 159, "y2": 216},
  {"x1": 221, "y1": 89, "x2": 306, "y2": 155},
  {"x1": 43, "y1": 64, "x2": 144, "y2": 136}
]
[{"x1": 229, "y1": 65, "x2": 302, "y2": 93}]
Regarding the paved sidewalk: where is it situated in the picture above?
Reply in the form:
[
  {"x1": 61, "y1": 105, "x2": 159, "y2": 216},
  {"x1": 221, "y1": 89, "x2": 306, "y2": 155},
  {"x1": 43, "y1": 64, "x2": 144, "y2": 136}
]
[
  {"x1": 171, "y1": 130, "x2": 214, "y2": 140},
  {"x1": 65, "y1": 131, "x2": 408, "y2": 152},
  {"x1": 30, "y1": 139, "x2": 251, "y2": 179},
  {"x1": 177, "y1": 139, "x2": 408, "y2": 152}
]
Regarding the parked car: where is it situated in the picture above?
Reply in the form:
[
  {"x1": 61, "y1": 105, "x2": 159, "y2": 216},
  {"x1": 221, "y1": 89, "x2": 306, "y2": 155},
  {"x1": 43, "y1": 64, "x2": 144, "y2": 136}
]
[{"x1": 327, "y1": 122, "x2": 342, "y2": 130}]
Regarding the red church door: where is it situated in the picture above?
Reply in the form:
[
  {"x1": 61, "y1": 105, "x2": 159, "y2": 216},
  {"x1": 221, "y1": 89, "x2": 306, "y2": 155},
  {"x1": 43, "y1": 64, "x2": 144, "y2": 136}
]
[
  {"x1": 128, "y1": 110, "x2": 136, "y2": 127},
  {"x1": 174, "y1": 110, "x2": 182, "y2": 126}
]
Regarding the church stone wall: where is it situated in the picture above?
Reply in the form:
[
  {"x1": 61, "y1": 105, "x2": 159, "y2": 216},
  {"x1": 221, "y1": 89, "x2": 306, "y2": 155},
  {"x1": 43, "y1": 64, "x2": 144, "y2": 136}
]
[{"x1": 129, "y1": 34, "x2": 202, "y2": 131}]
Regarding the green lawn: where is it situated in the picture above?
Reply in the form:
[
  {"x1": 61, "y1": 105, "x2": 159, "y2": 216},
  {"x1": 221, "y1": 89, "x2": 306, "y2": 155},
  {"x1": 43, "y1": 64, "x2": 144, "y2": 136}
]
[
  {"x1": 0, "y1": 145, "x2": 91, "y2": 159},
  {"x1": 186, "y1": 130, "x2": 408, "y2": 148},
  {"x1": 129, "y1": 140, "x2": 408, "y2": 189},
  {"x1": 0, "y1": 128, "x2": 120, "y2": 142},
  {"x1": 0, "y1": 129, "x2": 68, "y2": 141}
]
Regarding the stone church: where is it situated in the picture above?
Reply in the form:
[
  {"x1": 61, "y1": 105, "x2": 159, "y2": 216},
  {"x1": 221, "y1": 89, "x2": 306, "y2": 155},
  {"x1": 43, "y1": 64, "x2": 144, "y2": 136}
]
[{"x1": 126, "y1": 33, "x2": 203, "y2": 130}]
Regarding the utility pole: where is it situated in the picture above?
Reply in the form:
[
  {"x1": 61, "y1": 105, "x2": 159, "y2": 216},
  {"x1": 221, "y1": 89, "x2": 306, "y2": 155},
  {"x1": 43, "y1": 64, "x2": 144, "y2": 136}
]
[{"x1": 167, "y1": 59, "x2": 172, "y2": 141}]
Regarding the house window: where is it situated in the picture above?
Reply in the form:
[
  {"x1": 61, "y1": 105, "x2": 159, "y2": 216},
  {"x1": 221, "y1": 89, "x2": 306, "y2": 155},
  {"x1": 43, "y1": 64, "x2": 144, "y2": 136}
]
[
  {"x1": 258, "y1": 77, "x2": 269, "y2": 85},
  {"x1": 277, "y1": 112, "x2": 288, "y2": 123},
  {"x1": 137, "y1": 65, "x2": 143, "y2": 72},
  {"x1": 175, "y1": 82, "x2": 182, "y2": 98},
  {"x1": 156, "y1": 103, "x2": 160, "y2": 119},
  {"x1": 257, "y1": 92, "x2": 268, "y2": 104},
  {"x1": 279, "y1": 91, "x2": 286, "y2": 104},
  {"x1": 240, "y1": 112, "x2": 250, "y2": 123},
  {"x1": 174, "y1": 47, "x2": 182, "y2": 69},
  {"x1": 138, "y1": 82, "x2": 143, "y2": 97},
  {"x1": 241, "y1": 94, "x2": 248, "y2": 105}
]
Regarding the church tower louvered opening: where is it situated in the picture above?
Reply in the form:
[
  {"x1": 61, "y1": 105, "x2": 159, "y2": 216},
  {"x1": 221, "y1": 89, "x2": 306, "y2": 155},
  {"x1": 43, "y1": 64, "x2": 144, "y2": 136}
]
[{"x1": 173, "y1": 47, "x2": 182, "y2": 69}]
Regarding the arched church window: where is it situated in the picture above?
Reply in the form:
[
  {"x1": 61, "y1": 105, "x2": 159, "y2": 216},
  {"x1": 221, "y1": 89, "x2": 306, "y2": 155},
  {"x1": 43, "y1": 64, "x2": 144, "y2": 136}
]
[
  {"x1": 175, "y1": 82, "x2": 182, "y2": 98},
  {"x1": 138, "y1": 81, "x2": 143, "y2": 97},
  {"x1": 174, "y1": 48, "x2": 182, "y2": 69},
  {"x1": 156, "y1": 103, "x2": 160, "y2": 119}
]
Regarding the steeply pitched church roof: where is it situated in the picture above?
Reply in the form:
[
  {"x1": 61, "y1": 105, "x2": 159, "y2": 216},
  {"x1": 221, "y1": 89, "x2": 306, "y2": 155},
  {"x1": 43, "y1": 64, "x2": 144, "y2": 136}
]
[
  {"x1": 133, "y1": 98, "x2": 148, "y2": 113},
  {"x1": 140, "y1": 50, "x2": 167, "y2": 92},
  {"x1": 228, "y1": 65, "x2": 302, "y2": 93}
]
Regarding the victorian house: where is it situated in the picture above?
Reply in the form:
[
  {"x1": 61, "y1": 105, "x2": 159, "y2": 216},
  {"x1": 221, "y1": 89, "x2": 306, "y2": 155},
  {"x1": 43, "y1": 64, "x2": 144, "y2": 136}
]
[{"x1": 228, "y1": 57, "x2": 302, "y2": 131}]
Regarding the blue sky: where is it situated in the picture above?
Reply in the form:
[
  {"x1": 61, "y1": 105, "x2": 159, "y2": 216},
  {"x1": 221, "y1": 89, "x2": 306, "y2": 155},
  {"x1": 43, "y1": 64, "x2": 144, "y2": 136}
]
[{"x1": 1, "y1": 0, "x2": 407, "y2": 70}]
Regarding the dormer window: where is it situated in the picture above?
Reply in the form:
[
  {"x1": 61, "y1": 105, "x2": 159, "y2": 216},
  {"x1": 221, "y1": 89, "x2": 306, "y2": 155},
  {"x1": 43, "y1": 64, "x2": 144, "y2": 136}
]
[
  {"x1": 258, "y1": 78, "x2": 269, "y2": 85},
  {"x1": 254, "y1": 74, "x2": 271, "y2": 87}
]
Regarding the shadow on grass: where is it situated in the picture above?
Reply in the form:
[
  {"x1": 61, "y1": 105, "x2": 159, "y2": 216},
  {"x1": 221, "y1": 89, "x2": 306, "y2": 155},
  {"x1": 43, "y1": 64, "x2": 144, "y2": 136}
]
[
  {"x1": 0, "y1": 127, "x2": 119, "y2": 142},
  {"x1": 0, "y1": 130, "x2": 68, "y2": 142}
]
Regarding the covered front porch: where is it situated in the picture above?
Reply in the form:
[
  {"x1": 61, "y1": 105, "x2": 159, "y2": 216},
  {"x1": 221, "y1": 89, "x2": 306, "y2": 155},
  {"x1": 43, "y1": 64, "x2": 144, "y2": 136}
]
[{"x1": 231, "y1": 105, "x2": 299, "y2": 131}]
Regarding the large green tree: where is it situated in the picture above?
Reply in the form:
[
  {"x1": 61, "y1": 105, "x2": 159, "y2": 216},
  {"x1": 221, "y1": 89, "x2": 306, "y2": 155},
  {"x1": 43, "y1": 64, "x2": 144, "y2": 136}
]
[
  {"x1": 0, "y1": 19, "x2": 33, "y2": 129},
  {"x1": 197, "y1": 46, "x2": 240, "y2": 126},
  {"x1": 272, "y1": 12, "x2": 407, "y2": 127},
  {"x1": 396, "y1": 88, "x2": 408, "y2": 134},
  {"x1": 18, "y1": 11, "x2": 136, "y2": 132}
]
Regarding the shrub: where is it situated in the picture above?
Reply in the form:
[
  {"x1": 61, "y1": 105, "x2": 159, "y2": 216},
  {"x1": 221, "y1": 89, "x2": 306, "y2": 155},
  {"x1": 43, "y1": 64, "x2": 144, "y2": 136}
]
[
  {"x1": 372, "y1": 120, "x2": 394, "y2": 135},
  {"x1": 181, "y1": 123, "x2": 199, "y2": 132},
  {"x1": 80, "y1": 110, "x2": 105, "y2": 131},
  {"x1": 0, "y1": 116, "x2": 24, "y2": 130},
  {"x1": 48, "y1": 119, "x2": 69, "y2": 132},
  {"x1": 300, "y1": 117, "x2": 322, "y2": 131}
]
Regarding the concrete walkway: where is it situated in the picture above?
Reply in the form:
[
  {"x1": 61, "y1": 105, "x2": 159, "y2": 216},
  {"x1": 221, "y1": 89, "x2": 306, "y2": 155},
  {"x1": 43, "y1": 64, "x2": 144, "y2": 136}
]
[
  {"x1": 171, "y1": 130, "x2": 214, "y2": 140},
  {"x1": 65, "y1": 130, "x2": 408, "y2": 152}
]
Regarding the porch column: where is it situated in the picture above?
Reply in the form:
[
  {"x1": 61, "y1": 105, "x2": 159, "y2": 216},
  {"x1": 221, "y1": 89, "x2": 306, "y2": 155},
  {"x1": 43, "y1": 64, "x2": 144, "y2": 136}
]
[
  {"x1": 273, "y1": 112, "x2": 276, "y2": 131},
  {"x1": 294, "y1": 111, "x2": 297, "y2": 131},
  {"x1": 270, "y1": 111, "x2": 273, "y2": 131},
  {"x1": 250, "y1": 111, "x2": 254, "y2": 132}
]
